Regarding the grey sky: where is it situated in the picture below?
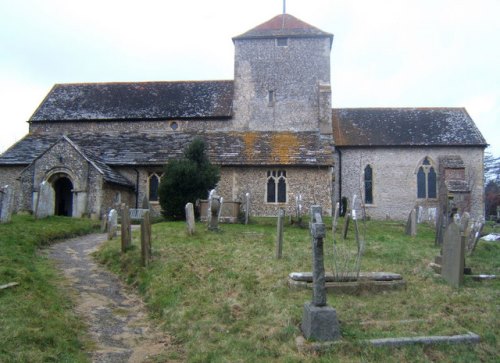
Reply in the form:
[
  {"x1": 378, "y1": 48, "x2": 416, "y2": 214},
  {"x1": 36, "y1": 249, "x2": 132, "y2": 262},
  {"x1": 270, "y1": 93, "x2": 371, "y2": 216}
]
[{"x1": 0, "y1": 0, "x2": 498, "y2": 156}]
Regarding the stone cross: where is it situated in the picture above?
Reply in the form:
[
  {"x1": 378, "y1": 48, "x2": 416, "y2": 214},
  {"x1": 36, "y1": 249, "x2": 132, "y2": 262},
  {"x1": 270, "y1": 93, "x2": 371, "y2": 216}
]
[
  {"x1": 441, "y1": 216, "x2": 465, "y2": 288},
  {"x1": 107, "y1": 209, "x2": 118, "y2": 240},
  {"x1": 35, "y1": 180, "x2": 54, "y2": 219},
  {"x1": 121, "y1": 204, "x2": 132, "y2": 252},
  {"x1": 0, "y1": 185, "x2": 14, "y2": 223},
  {"x1": 244, "y1": 192, "x2": 250, "y2": 225},
  {"x1": 141, "y1": 210, "x2": 152, "y2": 266},
  {"x1": 185, "y1": 202, "x2": 195, "y2": 235},
  {"x1": 301, "y1": 205, "x2": 341, "y2": 341},
  {"x1": 275, "y1": 208, "x2": 285, "y2": 259}
]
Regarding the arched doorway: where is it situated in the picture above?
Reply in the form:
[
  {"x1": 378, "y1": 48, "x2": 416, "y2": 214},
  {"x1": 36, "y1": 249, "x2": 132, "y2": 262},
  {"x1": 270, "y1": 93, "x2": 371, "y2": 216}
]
[{"x1": 53, "y1": 177, "x2": 73, "y2": 216}]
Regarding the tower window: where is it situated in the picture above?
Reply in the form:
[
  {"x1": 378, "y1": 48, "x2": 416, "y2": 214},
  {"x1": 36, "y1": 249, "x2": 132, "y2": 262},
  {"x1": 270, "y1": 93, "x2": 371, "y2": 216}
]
[
  {"x1": 276, "y1": 38, "x2": 288, "y2": 47},
  {"x1": 268, "y1": 90, "x2": 276, "y2": 106}
]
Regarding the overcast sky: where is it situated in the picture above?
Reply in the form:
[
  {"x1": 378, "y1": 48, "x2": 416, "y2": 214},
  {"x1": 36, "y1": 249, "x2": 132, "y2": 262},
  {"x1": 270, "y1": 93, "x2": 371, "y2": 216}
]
[{"x1": 0, "y1": 0, "x2": 498, "y2": 156}]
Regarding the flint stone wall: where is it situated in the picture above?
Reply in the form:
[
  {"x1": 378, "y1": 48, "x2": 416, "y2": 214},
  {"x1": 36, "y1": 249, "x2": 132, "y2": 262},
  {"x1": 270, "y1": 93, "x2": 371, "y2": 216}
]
[
  {"x1": 339, "y1": 146, "x2": 484, "y2": 220},
  {"x1": 0, "y1": 166, "x2": 24, "y2": 212}
]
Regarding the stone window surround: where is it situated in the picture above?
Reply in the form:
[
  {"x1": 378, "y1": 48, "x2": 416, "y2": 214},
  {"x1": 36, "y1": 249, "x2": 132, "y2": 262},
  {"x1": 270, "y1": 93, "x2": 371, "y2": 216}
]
[
  {"x1": 266, "y1": 169, "x2": 287, "y2": 204},
  {"x1": 416, "y1": 156, "x2": 438, "y2": 200},
  {"x1": 148, "y1": 172, "x2": 163, "y2": 202}
]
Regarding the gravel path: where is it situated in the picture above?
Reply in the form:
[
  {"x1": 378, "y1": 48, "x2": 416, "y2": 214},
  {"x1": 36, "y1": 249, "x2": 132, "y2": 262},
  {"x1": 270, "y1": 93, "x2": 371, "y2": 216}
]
[{"x1": 48, "y1": 233, "x2": 173, "y2": 363}]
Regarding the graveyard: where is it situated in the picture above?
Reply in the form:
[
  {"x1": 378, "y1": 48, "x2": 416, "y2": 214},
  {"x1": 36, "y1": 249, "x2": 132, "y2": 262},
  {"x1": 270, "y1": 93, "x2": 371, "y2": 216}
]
[
  {"x1": 0, "y1": 210, "x2": 498, "y2": 361},
  {"x1": 94, "y1": 214, "x2": 499, "y2": 362}
]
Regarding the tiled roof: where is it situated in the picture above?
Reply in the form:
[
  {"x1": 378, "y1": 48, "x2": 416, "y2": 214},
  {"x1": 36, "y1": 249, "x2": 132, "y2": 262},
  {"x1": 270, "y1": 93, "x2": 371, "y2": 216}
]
[
  {"x1": 332, "y1": 108, "x2": 487, "y2": 147},
  {"x1": 0, "y1": 131, "x2": 334, "y2": 167},
  {"x1": 233, "y1": 14, "x2": 333, "y2": 42},
  {"x1": 30, "y1": 81, "x2": 234, "y2": 121}
]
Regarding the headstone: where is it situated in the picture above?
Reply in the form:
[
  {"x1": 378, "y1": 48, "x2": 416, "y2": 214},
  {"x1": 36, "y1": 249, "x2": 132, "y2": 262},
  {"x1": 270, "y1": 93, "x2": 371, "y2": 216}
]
[
  {"x1": 405, "y1": 208, "x2": 417, "y2": 236},
  {"x1": 295, "y1": 194, "x2": 303, "y2": 225},
  {"x1": 332, "y1": 202, "x2": 339, "y2": 235},
  {"x1": 121, "y1": 204, "x2": 132, "y2": 252},
  {"x1": 460, "y1": 212, "x2": 470, "y2": 234},
  {"x1": 301, "y1": 205, "x2": 341, "y2": 342},
  {"x1": 107, "y1": 209, "x2": 118, "y2": 240},
  {"x1": 141, "y1": 210, "x2": 152, "y2": 267},
  {"x1": 142, "y1": 195, "x2": 150, "y2": 210},
  {"x1": 466, "y1": 216, "x2": 485, "y2": 255},
  {"x1": 185, "y1": 202, "x2": 195, "y2": 235},
  {"x1": 244, "y1": 192, "x2": 250, "y2": 225},
  {"x1": 0, "y1": 185, "x2": 14, "y2": 223},
  {"x1": 207, "y1": 189, "x2": 222, "y2": 231},
  {"x1": 35, "y1": 181, "x2": 54, "y2": 219},
  {"x1": 441, "y1": 218, "x2": 465, "y2": 288},
  {"x1": 276, "y1": 208, "x2": 285, "y2": 259},
  {"x1": 428, "y1": 207, "x2": 437, "y2": 225},
  {"x1": 417, "y1": 206, "x2": 424, "y2": 224},
  {"x1": 342, "y1": 210, "x2": 351, "y2": 239}
]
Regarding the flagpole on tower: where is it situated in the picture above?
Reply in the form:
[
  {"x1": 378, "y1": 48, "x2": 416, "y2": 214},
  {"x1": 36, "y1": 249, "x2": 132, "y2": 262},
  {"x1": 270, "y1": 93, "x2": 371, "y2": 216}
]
[{"x1": 283, "y1": 0, "x2": 286, "y2": 14}]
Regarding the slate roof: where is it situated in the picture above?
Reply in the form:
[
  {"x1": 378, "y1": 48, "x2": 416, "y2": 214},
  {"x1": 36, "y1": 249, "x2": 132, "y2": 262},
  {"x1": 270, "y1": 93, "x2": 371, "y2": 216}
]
[
  {"x1": 332, "y1": 108, "x2": 487, "y2": 147},
  {"x1": 0, "y1": 131, "x2": 334, "y2": 167},
  {"x1": 233, "y1": 14, "x2": 333, "y2": 43},
  {"x1": 30, "y1": 81, "x2": 233, "y2": 121}
]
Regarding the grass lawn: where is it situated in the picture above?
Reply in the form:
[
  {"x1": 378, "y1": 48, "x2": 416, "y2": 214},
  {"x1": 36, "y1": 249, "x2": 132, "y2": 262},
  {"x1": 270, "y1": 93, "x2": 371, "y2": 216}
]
[
  {"x1": 0, "y1": 215, "x2": 100, "y2": 363},
  {"x1": 96, "y1": 217, "x2": 500, "y2": 362}
]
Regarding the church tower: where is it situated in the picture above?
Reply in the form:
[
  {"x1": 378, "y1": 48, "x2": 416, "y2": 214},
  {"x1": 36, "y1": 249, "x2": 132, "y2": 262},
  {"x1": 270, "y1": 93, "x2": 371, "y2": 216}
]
[{"x1": 231, "y1": 14, "x2": 333, "y2": 134}]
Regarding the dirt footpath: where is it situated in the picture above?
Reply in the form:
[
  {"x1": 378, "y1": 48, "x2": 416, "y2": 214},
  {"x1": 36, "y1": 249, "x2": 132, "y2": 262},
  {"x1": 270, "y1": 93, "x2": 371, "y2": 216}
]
[{"x1": 48, "y1": 233, "x2": 174, "y2": 363}]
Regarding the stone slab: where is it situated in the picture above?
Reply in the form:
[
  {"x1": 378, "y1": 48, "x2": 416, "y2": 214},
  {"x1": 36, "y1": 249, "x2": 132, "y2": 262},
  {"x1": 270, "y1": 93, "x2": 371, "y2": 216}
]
[
  {"x1": 367, "y1": 332, "x2": 480, "y2": 347},
  {"x1": 301, "y1": 302, "x2": 341, "y2": 342},
  {"x1": 289, "y1": 278, "x2": 406, "y2": 295},
  {"x1": 289, "y1": 271, "x2": 402, "y2": 282}
]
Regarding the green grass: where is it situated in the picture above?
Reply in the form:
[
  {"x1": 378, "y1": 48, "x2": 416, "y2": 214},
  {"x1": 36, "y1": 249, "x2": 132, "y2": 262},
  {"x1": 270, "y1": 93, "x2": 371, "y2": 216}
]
[
  {"x1": 95, "y1": 218, "x2": 500, "y2": 362},
  {"x1": 0, "y1": 215, "x2": 100, "y2": 363}
]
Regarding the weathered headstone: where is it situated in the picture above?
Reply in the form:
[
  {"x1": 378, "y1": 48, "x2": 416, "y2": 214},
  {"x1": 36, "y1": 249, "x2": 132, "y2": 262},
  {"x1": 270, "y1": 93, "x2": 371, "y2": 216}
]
[
  {"x1": 441, "y1": 216, "x2": 465, "y2": 288},
  {"x1": 185, "y1": 202, "x2": 195, "y2": 235},
  {"x1": 244, "y1": 192, "x2": 250, "y2": 225},
  {"x1": 35, "y1": 181, "x2": 54, "y2": 219},
  {"x1": 405, "y1": 208, "x2": 417, "y2": 237},
  {"x1": 107, "y1": 209, "x2": 118, "y2": 240},
  {"x1": 301, "y1": 205, "x2": 341, "y2": 342},
  {"x1": 460, "y1": 212, "x2": 470, "y2": 234},
  {"x1": 121, "y1": 204, "x2": 132, "y2": 252},
  {"x1": 428, "y1": 207, "x2": 437, "y2": 225},
  {"x1": 295, "y1": 194, "x2": 303, "y2": 225},
  {"x1": 142, "y1": 195, "x2": 150, "y2": 210},
  {"x1": 332, "y1": 202, "x2": 340, "y2": 235},
  {"x1": 0, "y1": 185, "x2": 14, "y2": 223},
  {"x1": 276, "y1": 208, "x2": 285, "y2": 259},
  {"x1": 207, "y1": 189, "x2": 222, "y2": 231},
  {"x1": 417, "y1": 206, "x2": 424, "y2": 224},
  {"x1": 466, "y1": 216, "x2": 485, "y2": 255},
  {"x1": 141, "y1": 210, "x2": 152, "y2": 266}
]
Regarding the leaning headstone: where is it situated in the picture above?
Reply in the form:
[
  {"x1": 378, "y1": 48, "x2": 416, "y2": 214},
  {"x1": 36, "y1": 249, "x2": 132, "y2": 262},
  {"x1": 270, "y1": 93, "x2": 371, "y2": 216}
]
[
  {"x1": 441, "y1": 216, "x2": 465, "y2": 288},
  {"x1": 141, "y1": 210, "x2": 152, "y2": 267},
  {"x1": 107, "y1": 209, "x2": 118, "y2": 240},
  {"x1": 276, "y1": 208, "x2": 285, "y2": 259},
  {"x1": 405, "y1": 208, "x2": 417, "y2": 237},
  {"x1": 244, "y1": 192, "x2": 250, "y2": 225},
  {"x1": 35, "y1": 181, "x2": 54, "y2": 219},
  {"x1": 301, "y1": 205, "x2": 341, "y2": 341},
  {"x1": 0, "y1": 185, "x2": 14, "y2": 223},
  {"x1": 121, "y1": 204, "x2": 132, "y2": 252},
  {"x1": 466, "y1": 216, "x2": 485, "y2": 255},
  {"x1": 185, "y1": 202, "x2": 195, "y2": 235}
]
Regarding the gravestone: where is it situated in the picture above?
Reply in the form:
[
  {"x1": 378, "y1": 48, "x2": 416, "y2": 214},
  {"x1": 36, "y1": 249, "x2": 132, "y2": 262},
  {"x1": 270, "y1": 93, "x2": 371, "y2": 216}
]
[
  {"x1": 441, "y1": 216, "x2": 465, "y2": 288},
  {"x1": 207, "y1": 190, "x2": 222, "y2": 231},
  {"x1": 295, "y1": 194, "x2": 303, "y2": 225},
  {"x1": 107, "y1": 209, "x2": 118, "y2": 240},
  {"x1": 185, "y1": 202, "x2": 195, "y2": 235},
  {"x1": 35, "y1": 181, "x2": 54, "y2": 219},
  {"x1": 142, "y1": 195, "x2": 150, "y2": 210},
  {"x1": 121, "y1": 204, "x2": 132, "y2": 252},
  {"x1": 460, "y1": 212, "x2": 470, "y2": 234},
  {"x1": 427, "y1": 207, "x2": 437, "y2": 225},
  {"x1": 141, "y1": 210, "x2": 152, "y2": 266},
  {"x1": 244, "y1": 192, "x2": 250, "y2": 225},
  {"x1": 405, "y1": 208, "x2": 417, "y2": 236},
  {"x1": 0, "y1": 185, "x2": 14, "y2": 223},
  {"x1": 301, "y1": 205, "x2": 341, "y2": 342},
  {"x1": 276, "y1": 208, "x2": 285, "y2": 259},
  {"x1": 417, "y1": 206, "x2": 423, "y2": 224},
  {"x1": 466, "y1": 216, "x2": 485, "y2": 255},
  {"x1": 332, "y1": 202, "x2": 339, "y2": 235}
]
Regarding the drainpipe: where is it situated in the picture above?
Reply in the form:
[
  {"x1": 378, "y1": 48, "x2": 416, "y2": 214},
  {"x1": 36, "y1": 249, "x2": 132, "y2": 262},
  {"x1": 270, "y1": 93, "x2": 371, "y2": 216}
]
[{"x1": 134, "y1": 168, "x2": 140, "y2": 209}]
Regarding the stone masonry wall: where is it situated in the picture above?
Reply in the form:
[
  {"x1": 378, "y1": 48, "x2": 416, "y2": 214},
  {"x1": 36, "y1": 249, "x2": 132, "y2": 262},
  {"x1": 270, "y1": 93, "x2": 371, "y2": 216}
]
[
  {"x1": 339, "y1": 146, "x2": 484, "y2": 220},
  {"x1": 217, "y1": 166, "x2": 333, "y2": 217},
  {"x1": 0, "y1": 166, "x2": 25, "y2": 212},
  {"x1": 232, "y1": 36, "x2": 331, "y2": 132}
]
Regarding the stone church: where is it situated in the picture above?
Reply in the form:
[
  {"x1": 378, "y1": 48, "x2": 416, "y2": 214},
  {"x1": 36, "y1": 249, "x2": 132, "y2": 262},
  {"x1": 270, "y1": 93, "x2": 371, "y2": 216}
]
[{"x1": 0, "y1": 14, "x2": 487, "y2": 220}]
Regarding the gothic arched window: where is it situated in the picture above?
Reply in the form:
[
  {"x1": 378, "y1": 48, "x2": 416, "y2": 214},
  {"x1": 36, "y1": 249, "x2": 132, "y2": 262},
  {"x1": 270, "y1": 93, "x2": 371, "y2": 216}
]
[
  {"x1": 417, "y1": 157, "x2": 437, "y2": 199},
  {"x1": 267, "y1": 170, "x2": 287, "y2": 203},
  {"x1": 148, "y1": 172, "x2": 163, "y2": 202}
]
